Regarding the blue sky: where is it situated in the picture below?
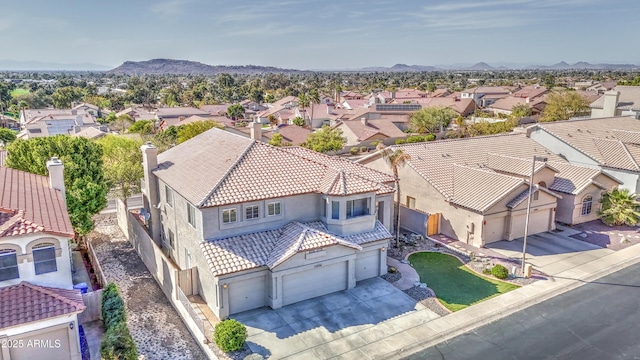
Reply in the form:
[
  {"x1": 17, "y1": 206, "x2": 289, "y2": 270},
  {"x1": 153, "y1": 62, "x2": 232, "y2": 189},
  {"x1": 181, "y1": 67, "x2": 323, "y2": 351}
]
[{"x1": 1, "y1": 0, "x2": 638, "y2": 69}]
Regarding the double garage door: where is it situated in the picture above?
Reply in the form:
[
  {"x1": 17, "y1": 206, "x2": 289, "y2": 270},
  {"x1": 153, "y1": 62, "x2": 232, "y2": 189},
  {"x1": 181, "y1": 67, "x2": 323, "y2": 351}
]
[
  {"x1": 6, "y1": 326, "x2": 72, "y2": 360},
  {"x1": 511, "y1": 209, "x2": 553, "y2": 240},
  {"x1": 282, "y1": 261, "x2": 348, "y2": 306}
]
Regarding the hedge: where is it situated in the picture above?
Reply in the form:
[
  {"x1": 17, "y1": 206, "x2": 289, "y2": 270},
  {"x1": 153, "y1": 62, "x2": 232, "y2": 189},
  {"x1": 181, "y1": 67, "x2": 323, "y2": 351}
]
[
  {"x1": 214, "y1": 319, "x2": 248, "y2": 352},
  {"x1": 491, "y1": 264, "x2": 509, "y2": 279},
  {"x1": 100, "y1": 282, "x2": 138, "y2": 359},
  {"x1": 395, "y1": 139, "x2": 406, "y2": 145}
]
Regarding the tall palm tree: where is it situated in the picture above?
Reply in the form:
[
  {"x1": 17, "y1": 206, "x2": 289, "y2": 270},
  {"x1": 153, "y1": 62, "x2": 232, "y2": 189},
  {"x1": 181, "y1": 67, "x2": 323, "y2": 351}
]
[
  {"x1": 599, "y1": 188, "x2": 640, "y2": 226},
  {"x1": 297, "y1": 93, "x2": 310, "y2": 126},
  {"x1": 377, "y1": 143, "x2": 411, "y2": 247}
]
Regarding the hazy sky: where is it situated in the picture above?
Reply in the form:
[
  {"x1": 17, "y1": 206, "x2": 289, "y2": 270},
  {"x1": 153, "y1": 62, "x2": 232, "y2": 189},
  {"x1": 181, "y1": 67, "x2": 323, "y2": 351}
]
[{"x1": 1, "y1": 0, "x2": 638, "y2": 69}]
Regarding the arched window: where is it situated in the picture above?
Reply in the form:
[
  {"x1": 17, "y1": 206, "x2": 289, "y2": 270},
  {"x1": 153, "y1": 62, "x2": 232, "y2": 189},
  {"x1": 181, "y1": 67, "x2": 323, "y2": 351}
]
[
  {"x1": 581, "y1": 195, "x2": 593, "y2": 216},
  {"x1": 33, "y1": 243, "x2": 57, "y2": 275},
  {"x1": 0, "y1": 249, "x2": 19, "y2": 281},
  {"x1": 538, "y1": 181, "x2": 547, "y2": 188}
]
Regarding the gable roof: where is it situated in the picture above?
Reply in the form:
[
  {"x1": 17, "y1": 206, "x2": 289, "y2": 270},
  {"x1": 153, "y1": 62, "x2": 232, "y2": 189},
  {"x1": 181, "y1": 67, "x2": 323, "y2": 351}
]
[
  {"x1": 154, "y1": 129, "x2": 395, "y2": 208},
  {"x1": 0, "y1": 282, "x2": 85, "y2": 330},
  {"x1": 262, "y1": 125, "x2": 311, "y2": 146},
  {"x1": 337, "y1": 119, "x2": 406, "y2": 141},
  {"x1": 200, "y1": 221, "x2": 390, "y2": 276},
  {"x1": 155, "y1": 107, "x2": 210, "y2": 118},
  {"x1": 451, "y1": 165, "x2": 525, "y2": 212},
  {"x1": 590, "y1": 86, "x2": 640, "y2": 110},
  {"x1": 0, "y1": 167, "x2": 73, "y2": 238},
  {"x1": 547, "y1": 161, "x2": 622, "y2": 195}
]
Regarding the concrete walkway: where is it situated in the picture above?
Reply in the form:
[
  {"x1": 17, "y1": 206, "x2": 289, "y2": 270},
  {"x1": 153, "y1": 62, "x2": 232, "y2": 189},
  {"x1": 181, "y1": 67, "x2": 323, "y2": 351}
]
[{"x1": 387, "y1": 257, "x2": 420, "y2": 290}]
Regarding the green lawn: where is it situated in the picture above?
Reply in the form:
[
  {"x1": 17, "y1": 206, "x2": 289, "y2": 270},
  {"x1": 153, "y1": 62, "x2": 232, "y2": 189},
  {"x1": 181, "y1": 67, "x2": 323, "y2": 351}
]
[
  {"x1": 408, "y1": 252, "x2": 519, "y2": 312},
  {"x1": 10, "y1": 88, "x2": 30, "y2": 97}
]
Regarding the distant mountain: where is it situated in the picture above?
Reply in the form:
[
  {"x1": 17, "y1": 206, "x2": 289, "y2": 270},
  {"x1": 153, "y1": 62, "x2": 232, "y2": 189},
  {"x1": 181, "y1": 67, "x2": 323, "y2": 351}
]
[
  {"x1": 0, "y1": 59, "x2": 110, "y2": 71},
  {"x1": 467, "y1": 62, "x2": 495, "y2": 71},
  {"x1": 107, "y1": 59, "x2": 301, "y2": 75},
  {"x1": 357, "y1": 63, "x2": 441, "y2": 72}
]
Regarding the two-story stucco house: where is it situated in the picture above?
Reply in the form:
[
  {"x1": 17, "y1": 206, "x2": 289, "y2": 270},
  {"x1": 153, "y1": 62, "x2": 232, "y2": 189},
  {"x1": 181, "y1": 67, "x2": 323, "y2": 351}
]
[
  {"x1": 140, "y1": 128, "x2": 396, "y2": 319},
  {"x1": 0, "y1": 158, "x2": 85, "y2": 360}
]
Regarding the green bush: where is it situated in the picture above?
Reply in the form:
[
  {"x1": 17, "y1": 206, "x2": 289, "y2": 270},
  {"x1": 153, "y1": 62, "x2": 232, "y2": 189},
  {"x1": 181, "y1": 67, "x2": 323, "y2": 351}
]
[
  {"x1": 424, "y1": 133, "x2": 436, "y2": 141},
  {"x1": 395, "y1": 139, "x2": 406, "y2": 145},
  {"x1": 102, "y1": 296, "x2": 126, "y2": 329},
  {"x1": 359, "y1": 146, "x2": 368, "y2": 153},
  {"x1": 482, "y1": 268, "x2": 492, "y2": 275},
  {"x1": 102, "y1": 283, "x2": 119, "y2": 303},
  {"x1": 406, "y1": 135, "x2": 426, "y2": 143},
  {"x1": 214, "y1": 319, "x2": 248, "y2": 353},
  {"x1": 349, "y1": 147, "x2": 359, "y2": 155},
  {"x1": 370, "y1": 141, "x2": 380, "y2": 147},
  {"x1": 491, "y1": 264, "x2": 509, "y2": 279},
  {"x1": 100, "y1": 321, "x2": 138, "y2": 360}
]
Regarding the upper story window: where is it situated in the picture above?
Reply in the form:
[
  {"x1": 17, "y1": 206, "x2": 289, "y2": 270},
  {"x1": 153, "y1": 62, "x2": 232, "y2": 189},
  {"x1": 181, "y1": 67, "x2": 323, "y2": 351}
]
[
  {"x1": 347, "y1": 198, "x2": 369, "y2": 219},
  {"x1": 165, "y1": 185, "x2": 173, "y2": 207},
  {"x1": 267, "y1": 202, "x2": 281, "y2": 216},
  {"x1": 406, "y1": 196, "x2": 416, "y2": 209},
  {"x1": 245, "y1": 205, "x2": 259, "y2": 220},
  {"x1": 222, "y1": 208, "x2": 237, "y2": 224},
  {"x1": 167, "y1": 229, "x2": 175, "y2": 249},
  {"x1": 187, "y1": 203, "x2": 196, "y2": 228},
  {"x1": 0, "y1": 249, "x2": 19, "y2": 281},
  {"x1": 331, "y1": 201, "x2": 340, "y2": 220},
  {"x1": 581, "y1": 195, "x2": 593, "y2": 216},
  {"x1": 533, "y1": 190, "x2": 539, "y2": 201},
  {"x1": 33, "y1": 244, "x2": 57, "y2": 275}
]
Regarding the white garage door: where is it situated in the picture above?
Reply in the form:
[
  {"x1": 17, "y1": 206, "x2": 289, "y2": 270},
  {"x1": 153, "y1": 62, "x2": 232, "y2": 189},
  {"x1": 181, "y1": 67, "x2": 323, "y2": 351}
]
[
  {"x1": 10, "y1": 327, "x2": 71, "y2": 360},
  {"x1": 228, "y1": 275, "x2": 266, "y2": 315},
  {"x1": 512, "y1": 209, "x2": 552, "y2": 239},
  {"x1": 355, "y1": 251, "x2": 380, "y2": 281},
  {"x1": 484, "y1": 217, "x2": 506, "y2": 244},
  {"x1": 282, "y1": 262, "x2": 348, "y2": 306}
]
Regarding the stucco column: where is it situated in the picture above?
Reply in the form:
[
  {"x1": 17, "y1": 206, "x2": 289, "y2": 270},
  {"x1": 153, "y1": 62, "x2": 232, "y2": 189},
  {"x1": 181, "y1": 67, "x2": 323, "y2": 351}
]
[
  {"x1": 219, "y1": 283, "x2": 229, "y2": 320},
  {"x1": 347, "y1": 259, "x2": 356, "y2": 289},
  {"x1": 378, "y1": 246, "x2": 387, "y2": 276},
  {"x1": 271, "y1": 274, "x2": 283, "y2": 309}
]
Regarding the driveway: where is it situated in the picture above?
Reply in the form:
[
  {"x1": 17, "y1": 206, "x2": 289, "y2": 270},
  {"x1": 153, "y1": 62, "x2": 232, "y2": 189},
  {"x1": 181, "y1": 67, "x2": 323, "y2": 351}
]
[
  {"x1": 485, "y1": 231, "x2": 614, "y2": 276},
  {"x1": 232, "y1": 277, "x2": 441, "y2": 359}
]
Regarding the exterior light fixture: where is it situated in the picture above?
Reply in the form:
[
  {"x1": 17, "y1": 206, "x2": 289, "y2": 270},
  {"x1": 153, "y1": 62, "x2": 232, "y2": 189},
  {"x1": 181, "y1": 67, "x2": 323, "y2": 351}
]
[
  {"x1": 381, "y1": 247, "x2": 386, "y2": 252},
  {"x1": 222, "y1": 283, "x2": 228, "y2": 289}
]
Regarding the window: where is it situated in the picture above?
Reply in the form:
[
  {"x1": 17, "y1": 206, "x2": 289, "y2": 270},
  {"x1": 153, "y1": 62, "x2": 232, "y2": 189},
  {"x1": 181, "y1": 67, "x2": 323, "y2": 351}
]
[
  {"x1": 406, "y1": 196, "x2": 416, "y2": 209},
  {"x1": 331, "y1": 201, "x2": 340, "y2": 220},
  {"x1": 165, "y1": 185, "x2": 173, "y2": 207},
  {"x1": 167, "y1": 229, "x2": 175, "y2": 249},
  {"x1": 0, "y1": 250, "x2": 19, "y2": 281},
  {"x1": 33, "y1": 244, "x2": 57, "y2": 275},
  {"x1": 533, "y1": 191, "x2": 539, "y2": 201},
  {"x1": 267, "y1": 202, "x2": 281, "y2": 216},
  {"x1": 187, "y1": 203, "x2": 196, "y2": 227},
  {"x1": 222, "y1": 208, "x2": 237, "y2": 223},
  {"x1": 347, "y1": 198, "x2": 369, "y2": 218},
  {"x1": 582, "y1": 195, "x2": 593, "y2": 216},
  {"x1": 538, "y1": 181, "x2": 547, "y2": 188},
  {"x1": 245, "y1": 205, "x2": 259, "y2": 220}
]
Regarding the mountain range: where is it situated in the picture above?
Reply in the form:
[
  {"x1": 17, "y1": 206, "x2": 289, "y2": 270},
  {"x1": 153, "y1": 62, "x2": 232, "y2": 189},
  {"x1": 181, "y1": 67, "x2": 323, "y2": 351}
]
[
  {"x1": 107, "y1": 59, "x2": 302, "y2": 75},
  {"x1": 352, "y1": 61, "x2": 640, "y2": 72}
]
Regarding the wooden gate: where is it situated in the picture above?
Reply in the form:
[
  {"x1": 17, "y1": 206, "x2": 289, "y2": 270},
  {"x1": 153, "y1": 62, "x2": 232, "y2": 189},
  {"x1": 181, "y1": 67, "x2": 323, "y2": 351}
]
[{"x1": 427, "y1": 213, "x2": 440, "y2": 236}]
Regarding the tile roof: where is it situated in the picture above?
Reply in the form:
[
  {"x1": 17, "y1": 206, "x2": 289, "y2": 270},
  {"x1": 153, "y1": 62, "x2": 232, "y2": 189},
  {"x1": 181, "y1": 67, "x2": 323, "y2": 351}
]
[
  {"x1": 201, "y1": 221, "x2": 390, "y2": 276},
  {"x1": 72, "y1": 126, "x2": 107, "y2": 139},
  {"x1": 533, "y1": 116, "x2": 640, "y2": 171},
  {"x1": 547, "y1": 161, "x2": 620, "y2": 194},
  {"x1": 0, "y1": 149, "x2": 6, "y2": 167},
  {"x1": 411, "y1": 97, "x2": 476, "y2": 115},
  {"x1": 154, "y1": 129, "x2": 395, "y2": 208},
  {"x1": 262, "y1": 125, "x2": 311, "y2": 146},
  {"x1": 200, "y1": 104, "x2": 231, "y2": 116},
  {"x1": 487, "y1": 153, "x2": 557, "y2": 177},
  {"x1": 337, "y1": 119, "x2": 406, "y2": 141},
  {"x1": 0, "y1": 167, "x2": 73, "y2": 238},
  {"x1": 512, "y1": 86, "x2": 548, "y2": 99},
  {"x1": 451, "y1": 165, "x2": 524, "y2": 212},
  {"x1": 155, "y1": 107, "x2": 210, "y2": 118},
  {"x1": 590, "y1": 86, "x2": 640, "y2": 110},
  {"x1": 0, "y1": 282, "x2": 85, "y2": 330}
]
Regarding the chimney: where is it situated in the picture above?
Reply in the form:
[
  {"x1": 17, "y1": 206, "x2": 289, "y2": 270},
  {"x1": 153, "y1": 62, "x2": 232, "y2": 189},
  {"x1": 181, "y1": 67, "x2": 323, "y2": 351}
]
[
  {"x1": 327, "y1": 104, "x2": 334, "y2": 114},
  {"x1": 391, "y1": 92, "x2": 396, "y2": 100},
  {"x1": 525, "y1": 97, "x2": 530, "y2": 104},
  {"x1": 71, "y1": 109, "x2": 77, "y2": 116},
  {"x1": 141, "y1": 142, "x2": 160, "y2": 242},
  {"x1": 250, "y1": 121, "x2": 262, "y2": 140},
  {"x1": 361, "y1": 117, "x2": 368, "y2": 126},
  {"x1": 46, "y1": 157, "x2": 65, "y2": 201},
  {"x1": 602, "y1": 90, "x2": 620, "y2": 117}
]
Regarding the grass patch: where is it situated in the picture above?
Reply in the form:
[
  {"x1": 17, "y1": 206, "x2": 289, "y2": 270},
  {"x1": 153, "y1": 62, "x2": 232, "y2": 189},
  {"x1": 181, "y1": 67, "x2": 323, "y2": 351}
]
[
  {"x1": 408, "y1": 252, "x2": 519, "y2": 312},
  {"x1": 10, "y1": 88, "x2": 30, "y2": 97}
]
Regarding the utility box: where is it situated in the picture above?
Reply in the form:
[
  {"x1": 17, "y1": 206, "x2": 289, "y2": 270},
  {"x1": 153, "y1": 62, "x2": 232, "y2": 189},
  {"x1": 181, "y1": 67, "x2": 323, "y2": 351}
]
[{"x1": 524, "y1": 264, "x2": 533, "y2": 278}]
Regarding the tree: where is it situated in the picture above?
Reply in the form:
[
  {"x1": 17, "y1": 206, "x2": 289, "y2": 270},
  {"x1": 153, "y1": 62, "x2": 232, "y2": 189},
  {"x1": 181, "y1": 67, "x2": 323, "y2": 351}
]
[
  {"x1": 97, "y1": 136, "x2": 144, "y2": 208},
  {"x1": 264, "y1": 93, "x2": 275, "y2": 103},
  {"x1": 541, "y1": 91, "x2": 589, "y2": 122},
  {"x1": 51, "y1": 86, "x2": 84, "y2": 108},
  {"x1": 543, "y1": 74, "x2": 556, "y2": 89},
  {"x1": 269, "y1": 133, "x2": 284, "y2": 146},
  {"x1": 111, "y1": 114, "x2": 134, "y2": 133},
  {"x1": 599, "y1": 188, "x2": 640, "y2": 226},
  {"x1": 0, "y1": 128, "x2": 17, "y2": 144},
  {"x1": 376, "y1": 143, "x2": 411, "y2": 247},
  {"x1": 292, "y1": 116, "x2": 305, "y2": 127},
  {"x1": 5, "y1": 136, "x2": 108, "y2": 235},
  {"x1": 409, "y1": 107, "x2": 457, "y2": 133},
  {"x1": 127, "y1": 120, "x2": 154, "y2": 135},
  {"x1": 267, "y1": 114, "x2": 277, "y2": 126},
  {"x1": 176, "y1": 120, "x2": 223, "y2": 144},
  {"x1": 302, "y1": 125, "x2": 345, "y2": 154},
  {"x1": 227, "y1": 104, "x2": 245, "y2": 120},
  {"x1": 510, "y1": 104, "x2": 532, "y2": 120}
]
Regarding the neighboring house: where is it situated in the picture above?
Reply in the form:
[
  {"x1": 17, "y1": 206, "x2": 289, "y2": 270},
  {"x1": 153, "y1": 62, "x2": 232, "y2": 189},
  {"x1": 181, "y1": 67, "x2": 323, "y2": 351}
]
[
  {"x1": 140, "y1": 128, "x2": 396, "y2": 319},
  {"x1": 18, "y1": 109, "x2": 98, "y2": 139},
  {"x1": 528, "y1": 116, "x2": 640, "y2": 193},
  {"x1": 0, "y1": 114, "x2": 19, "y2": 130},
  {"x1": 586, "y1": 81, "x2": 617, "y2": 94},
  {"x1": 154, "y1": 107, "x2": 212, "y2": 127},
  {"x1": 411, "y1": 97, "x2": 477, "y2": 117},
  {"x1": 334, "y1": 118, "x2": 406, "y2": 147},
  {"x1": 590, "y1": 86, "x2": 640, "y2": 119},
  {"x1": 0, "y1": 158, "x2": 85, "y2": 360},
  {"x1": 255, "y1": 96, "x2": 298, "y2": 124},
  {"x1": 71, "y1": 102, "x2": 100, "y2": 118},
  {"x1": 360, "y1": 133, "x2": 618, "y2": 247},
  {"x1": 461, "y1": 86, "x2": 512, "y2": 107},
  {"x1": 71, "y1": 126, "x2": 109, "y2": 139},
  {"x1": 200, "y1": 104, "x2": 231, "y2": 117},
  {"x1": 294, "y1": 103, "x2": 347, "y2": 128},
  {"x1": 485, "y1": 97, "x2": 546, "y2": 116},
  {"x1": 341, "y1": 99, "x2": 370, "y2": 110},
  {"x1": 262, "y1": 125, "x2": 311, "y2": 146},
  {"x1": 116, "y1": 106, "x2": 157, "y2": 121}
]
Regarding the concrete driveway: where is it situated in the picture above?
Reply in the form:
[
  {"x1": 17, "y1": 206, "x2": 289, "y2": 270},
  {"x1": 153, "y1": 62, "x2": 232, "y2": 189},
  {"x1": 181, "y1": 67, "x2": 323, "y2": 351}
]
[
  {"x1": 485, "y1": 231, "x2": 614, "y2": 276},
  {"x1": 232, "y1": 277, "x2": 441, "y2": 359}
]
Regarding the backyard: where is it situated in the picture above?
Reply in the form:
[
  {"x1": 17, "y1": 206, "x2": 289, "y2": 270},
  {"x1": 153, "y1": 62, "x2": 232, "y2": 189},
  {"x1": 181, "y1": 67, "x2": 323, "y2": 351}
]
[{"x1": 408, "y1": 252, "x2": 519, "y2": 312}]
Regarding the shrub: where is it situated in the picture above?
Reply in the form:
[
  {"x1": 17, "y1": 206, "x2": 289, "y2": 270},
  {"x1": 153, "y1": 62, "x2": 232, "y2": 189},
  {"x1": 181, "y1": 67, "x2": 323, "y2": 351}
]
[
  {"x1": 349, "y1": 147, "x2": 359, "y2": 155},
  {"x1": 102, "y1": 296, "x2": 126, "y2": 329},
  {"x1": 491, "y1": 264, "x2": 509, "y2": 279},
  {"x1": 359, "y1": 146, "x2": 368, "y2": 153},
  {"x1": 100, "y1": 321, "x2": 138, "y2": 360},
  {"x1": 214, "y1": 319, "x2": 248, "y2": 353},
  {"x1": 388, "y1": 266, "x2": 398, "y2": 274},
  {"x1": 406, "y1": 135, "x2": 426, "y2": 143},
  {"x1": 424, "y1": 133, "x2": 436, "y2": 141},
  {"x1": 370, "y1": 141, "x2": 380, "y2": 147},
  {"x1": 482, "y1": 268, "x2": 492, "y2": 275},
  {"x1": 395, "y1": 139, "x2": 406, "y2": 145}
]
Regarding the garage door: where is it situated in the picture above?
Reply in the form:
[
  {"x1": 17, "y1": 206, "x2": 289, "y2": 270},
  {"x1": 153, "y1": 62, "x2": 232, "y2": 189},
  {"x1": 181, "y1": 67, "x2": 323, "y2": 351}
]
[
  {"x1": 512, "y1": 209, "x2": 552, "y2": 239},
  {"x1": 355, "y1": 251, "x2": 380, "y2": 281},
  {"x1": 10, "y1": 326, "x2": 71, "y2": 360},
  {"x1": 484, "y1": 217, "x2": 506, "y2": 244},
  {"x1": 282, "y1": 261, "x2": 348, "y2": 306},
  {"x1": 228, "y1": 276, "x2": 266, "y2": 315}
]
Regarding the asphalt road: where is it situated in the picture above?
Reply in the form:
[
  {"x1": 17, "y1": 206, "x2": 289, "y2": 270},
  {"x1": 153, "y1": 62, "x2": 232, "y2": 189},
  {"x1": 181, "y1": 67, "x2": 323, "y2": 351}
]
[{"x1": 405, "y1": 262, "x2": 640, "y2": 360}]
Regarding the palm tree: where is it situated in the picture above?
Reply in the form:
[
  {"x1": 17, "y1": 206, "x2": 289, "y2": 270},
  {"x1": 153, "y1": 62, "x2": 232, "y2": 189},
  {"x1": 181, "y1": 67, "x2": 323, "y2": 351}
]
[
  {"x1": 297, "y1": 93, "x2": 310, "y2": 126},
  {"x1": 599, "y1": 188, "x2": 640, "y2": 226},
  {"x1": 377, "y1": 143, "x2": 411, "y2": 247}
]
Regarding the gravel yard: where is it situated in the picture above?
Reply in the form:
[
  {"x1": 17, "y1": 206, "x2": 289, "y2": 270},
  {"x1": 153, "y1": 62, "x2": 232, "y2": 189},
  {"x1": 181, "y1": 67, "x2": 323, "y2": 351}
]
[
  {"x1": 569, "y1": 220, "x2": 640, "y2": 251},
  {"x1": 88, "y1": 214, "x2": 207, "y2": 360}
]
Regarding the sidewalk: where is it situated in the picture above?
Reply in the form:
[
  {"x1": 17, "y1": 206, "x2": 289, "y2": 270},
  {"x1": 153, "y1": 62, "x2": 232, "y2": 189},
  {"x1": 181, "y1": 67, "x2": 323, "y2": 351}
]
[{"x1": 377, "y1": 242, "x2": 640, "y2": 360}]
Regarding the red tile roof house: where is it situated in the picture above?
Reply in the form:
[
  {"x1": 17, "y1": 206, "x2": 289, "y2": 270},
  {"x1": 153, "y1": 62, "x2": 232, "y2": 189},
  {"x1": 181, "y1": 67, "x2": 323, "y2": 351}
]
[
  {"x1": 0, "y1": 158, "x2": 85, "y2": 359},
  {"x1": 140, "y1": 128, "x2": 396, "y2": 319}
]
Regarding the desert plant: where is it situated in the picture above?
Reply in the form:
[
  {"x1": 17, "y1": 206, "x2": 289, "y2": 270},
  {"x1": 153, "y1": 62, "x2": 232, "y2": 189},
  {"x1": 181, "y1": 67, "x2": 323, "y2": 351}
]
[
  {"x1": 359, "y1": 146, "x2": 368, "y2": 153},
  {"x1": 424, "y1": 133, "x2": 436, "y2": 141},
  {"x1": 214, "y1": 319, "x2": 248, "y2": 353},
  {"x1": 491, "y1": 264, "x2": 509, "y2": 279},
  {"x1": 406, "y1": 135, "x2": 426, "y2": 143},
  {"x1": 100, "y1": 321, "x2": 138, "y2": 360},
  {"x1": 599, "y1": 188, "x2": 640, "y2": 226},
  {"x1": 349, "y1": 147, "x2": 359, "y2": 155},
  {"x1": 482, "y1": 268, "x2": 492, "y2": 275},
  {"x1": 395, "y1": 139, "x2": 406, "y2": 145},
  {"x1": 370, "y1": 141, "x2": 380, "y2": 147}
]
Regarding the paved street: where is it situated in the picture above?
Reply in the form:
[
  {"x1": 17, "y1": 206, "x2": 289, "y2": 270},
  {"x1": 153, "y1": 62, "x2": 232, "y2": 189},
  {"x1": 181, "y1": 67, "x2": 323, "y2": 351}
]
[{"x1": 404, "y1": 261, "x2": 640, "y2": 360}]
